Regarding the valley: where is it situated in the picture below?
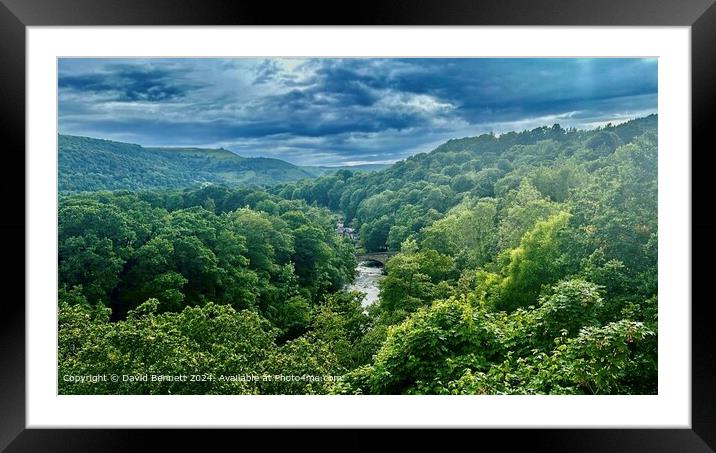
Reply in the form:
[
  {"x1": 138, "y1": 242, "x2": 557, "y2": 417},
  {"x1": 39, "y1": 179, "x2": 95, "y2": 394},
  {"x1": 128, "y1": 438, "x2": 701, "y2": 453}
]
[{"x1": 58, "y1": 115, "x2": 658, "y2": 395}]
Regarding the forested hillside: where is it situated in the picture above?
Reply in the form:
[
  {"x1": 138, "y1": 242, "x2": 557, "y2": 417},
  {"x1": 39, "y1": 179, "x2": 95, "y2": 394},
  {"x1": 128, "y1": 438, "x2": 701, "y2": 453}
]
[
  {"x1": 59, "y1": 135, "x2": 388, "y2": 193},
  {"x1": 275, "y1": 115, "x2": 657, "y2": 254},
  {"x1": 59, "y1": 115, "x2": 658, "y2": 395},
  {"x1": 59, "y1": 135, "x2": 319, "y2": 192}
]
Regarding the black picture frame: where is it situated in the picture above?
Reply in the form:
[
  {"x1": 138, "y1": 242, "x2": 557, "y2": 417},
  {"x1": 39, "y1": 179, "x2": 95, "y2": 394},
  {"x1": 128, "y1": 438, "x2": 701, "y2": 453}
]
[{"x1": 2, "y1": 0, "x2": 714, "y2": 450}]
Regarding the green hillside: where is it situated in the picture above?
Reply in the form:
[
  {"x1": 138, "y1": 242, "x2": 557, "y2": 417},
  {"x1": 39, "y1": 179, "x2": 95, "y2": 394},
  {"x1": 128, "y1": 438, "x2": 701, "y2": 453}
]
[
  {"x1": 276, "y1": 114, "x2": 658, "y2": 253},
  {"x1": 58, "y1": 135, "x2": 317, "y2": 192}
]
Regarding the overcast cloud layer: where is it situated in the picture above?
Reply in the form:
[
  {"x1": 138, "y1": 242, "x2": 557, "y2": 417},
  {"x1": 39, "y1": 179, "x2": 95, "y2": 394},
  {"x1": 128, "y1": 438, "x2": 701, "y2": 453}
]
[{"x1": 58, "y1": 58, "x2": 657, "y2": 166}]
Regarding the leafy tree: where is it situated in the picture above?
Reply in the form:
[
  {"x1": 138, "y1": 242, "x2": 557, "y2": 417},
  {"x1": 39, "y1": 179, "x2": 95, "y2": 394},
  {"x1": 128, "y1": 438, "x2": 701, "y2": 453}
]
[
  {"x1": 348, "y1": 299, "x2": 498, "y2": 394},
  {"x1": 498, "y1": 180, "x2": 560, "y2": 251},
  {"x1": 59, "y1": 234, "x2": 125, "y2": 305},
  {"x1": 360, "y1": 215, "x2": 392, "y2": 252},
  {"x1": 421, "y1": 198, "x2": 498, "y2": 269},
  {"x1": 378, "y1": 248, "x2": 456, "y2": 323},
  {"x1": 498, "y1": 212, "x2": 572, "y2": 311},
  {"x1": 536, "y1": 278, "x2": 603, "y2": 342}
]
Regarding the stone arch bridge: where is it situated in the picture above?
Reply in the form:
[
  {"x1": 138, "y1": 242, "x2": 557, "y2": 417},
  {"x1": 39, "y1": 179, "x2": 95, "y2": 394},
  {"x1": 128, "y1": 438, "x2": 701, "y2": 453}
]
[{"x1": 355, "y1": 251, "x2": 397, "y2": 266}]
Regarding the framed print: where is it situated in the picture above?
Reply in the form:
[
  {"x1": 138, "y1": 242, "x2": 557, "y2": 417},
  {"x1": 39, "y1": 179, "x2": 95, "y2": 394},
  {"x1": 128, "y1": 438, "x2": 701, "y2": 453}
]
[{"x1": 2, "y1": 0, "x2": 715, "y2": 450}]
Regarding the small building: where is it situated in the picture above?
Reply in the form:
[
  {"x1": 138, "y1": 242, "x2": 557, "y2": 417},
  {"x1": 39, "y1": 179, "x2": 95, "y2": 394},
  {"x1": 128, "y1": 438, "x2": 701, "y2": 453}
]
[
  {"x1": 336, "y1": 220, "x2": 358, "y2": 241},
  {"x1": 343, "y1": 227, "x2": 358, "y2": 241}
]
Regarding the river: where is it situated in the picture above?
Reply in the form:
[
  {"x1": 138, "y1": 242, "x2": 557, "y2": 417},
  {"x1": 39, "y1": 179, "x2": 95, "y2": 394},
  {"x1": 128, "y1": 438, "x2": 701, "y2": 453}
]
[{"x1": 346, "y1": 261, "x2": 385, "y2": 307}]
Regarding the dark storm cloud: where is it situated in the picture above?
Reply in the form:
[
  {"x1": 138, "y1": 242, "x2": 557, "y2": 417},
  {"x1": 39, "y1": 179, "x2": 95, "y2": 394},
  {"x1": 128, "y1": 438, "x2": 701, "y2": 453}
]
[
  {"x1": 58, "y1": 58, "x2": 657, "y2": 166},
  {"x1": 59, "y1": 62, "x2": 205, "y2": 102},
  {"x1": 320, "y1": 58, "x2": 657, "y2": 124}
]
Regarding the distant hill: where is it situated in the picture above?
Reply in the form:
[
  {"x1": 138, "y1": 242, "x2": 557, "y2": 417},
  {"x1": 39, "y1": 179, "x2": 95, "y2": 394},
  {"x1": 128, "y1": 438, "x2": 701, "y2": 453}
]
[
  {"x1": 300, "y1": 163, "x2": 391, "y2": 177},
  {"x1": 58, "y1": 135, "x2": 318, "y2": 192}
]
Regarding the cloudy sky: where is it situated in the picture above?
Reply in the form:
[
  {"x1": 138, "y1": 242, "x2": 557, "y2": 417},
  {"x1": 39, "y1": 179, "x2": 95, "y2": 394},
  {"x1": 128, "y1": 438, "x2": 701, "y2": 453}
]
[{"x1": 58, "y1": 58, "x2": 657, "y2": 166}]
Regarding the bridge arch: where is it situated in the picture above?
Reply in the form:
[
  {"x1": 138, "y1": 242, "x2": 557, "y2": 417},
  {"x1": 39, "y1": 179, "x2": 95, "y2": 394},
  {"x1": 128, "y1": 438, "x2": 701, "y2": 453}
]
[{"x1": 355, "y1": 251, "x2": 397, "y2": 266}]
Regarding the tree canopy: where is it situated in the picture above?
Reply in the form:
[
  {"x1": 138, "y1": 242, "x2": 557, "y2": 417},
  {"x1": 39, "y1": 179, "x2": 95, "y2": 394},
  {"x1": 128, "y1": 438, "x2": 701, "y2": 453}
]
[{"x1": 59, "y1": 115, "x2": 658, "y2": 395}]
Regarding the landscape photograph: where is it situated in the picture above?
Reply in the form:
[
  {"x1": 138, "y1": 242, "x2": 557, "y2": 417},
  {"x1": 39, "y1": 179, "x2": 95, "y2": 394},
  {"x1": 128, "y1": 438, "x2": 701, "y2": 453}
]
[{"x1": 58, "y1": 57, "x2": 658, "y2": 395}]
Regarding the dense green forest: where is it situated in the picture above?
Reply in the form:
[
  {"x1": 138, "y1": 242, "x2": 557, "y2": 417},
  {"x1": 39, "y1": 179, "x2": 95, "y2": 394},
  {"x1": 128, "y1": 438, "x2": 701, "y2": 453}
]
[
  {"x1": 59, "y1": 115, "x2": 657, "y2": 395},
  {"x1": 59, "y1": 135, "x2": 384, "y2": 193}
]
